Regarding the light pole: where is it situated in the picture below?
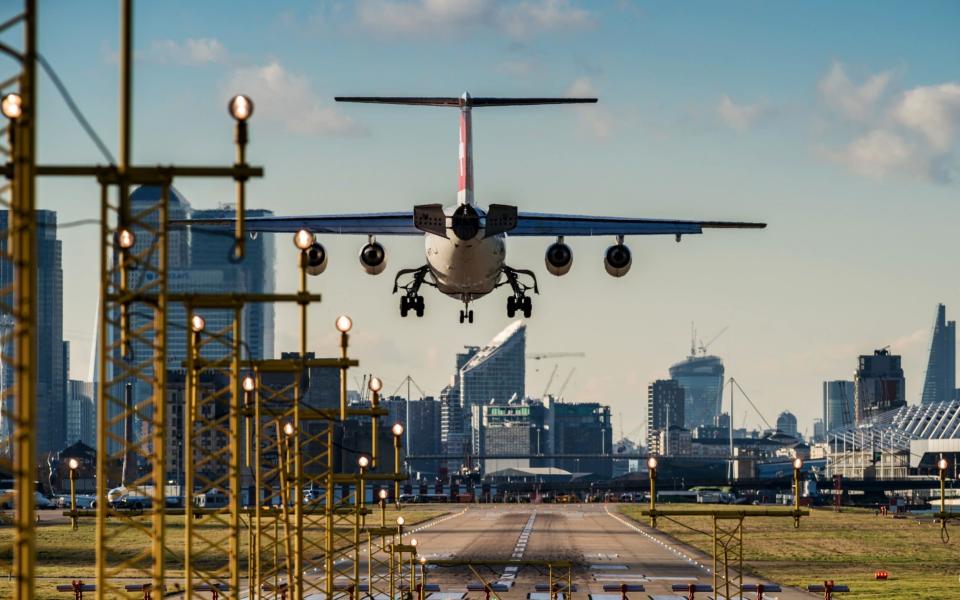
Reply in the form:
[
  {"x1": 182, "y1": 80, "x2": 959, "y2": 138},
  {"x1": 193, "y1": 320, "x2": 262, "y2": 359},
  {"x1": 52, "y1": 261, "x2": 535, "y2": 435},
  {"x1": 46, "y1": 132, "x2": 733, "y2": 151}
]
[
  {"x1": 358, "y1": 456, "x2": 369, "y2": 524},
  {"x1": 67, "y1": 458, "x2": 79, "y2": 531},
  {"x1": 336, "y1": 315, "x2": 353, "y2": 420},
  {"x1": 378, "y1": 488, "x2": 389, "y2": 527},
  {"x1": 370, "y1": 376, "x2": 383, "y2": 468},
  {"x1": 938, "y1": 457, "x2": 949, "y2": 520},
  {"x1": 647, "y1": 457, "x2": 658, "y2": 528},
  {"x1": 793, "y1": 457, "x2": 803, "y2": 528},
  {"x1": 393, "y1": 423, "x2": 405, "y2": 507}
]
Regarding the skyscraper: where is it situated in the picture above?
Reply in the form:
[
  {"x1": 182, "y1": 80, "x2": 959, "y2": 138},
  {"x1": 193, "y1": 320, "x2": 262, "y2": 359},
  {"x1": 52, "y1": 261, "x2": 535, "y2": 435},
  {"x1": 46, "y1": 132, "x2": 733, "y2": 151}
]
[
  {"x1": 647, "y1": 379, "x2": 685, "y2": 451},
  {"x1": 854, "y1": 348, "x2": 906, "y2": 423},
  {"x1": 439, "y1": 346, "x2": 479, "y2": 470},
  {"x1": 460, "y1": 321, "x2": 525, "y2": 415},
  {"x1": 66, "y1": 379, "x2": 96, "y2": 446},
  {"x1": 823, "y1": 380, "x2": 855, "y2": 431},
  {"x1": 669, "y1": 354, "x2": 724, "y2": 429},
  {"x1": 776, "y1": 410, "x2": 798, "y2": 438},
  {"x1": 546, "y1": 398, "x2": 612, "y2": 477},
  {"x1": 0, "y1": 210, "x2": 66, "y2": 455},
  {"x1": 921, "y1": 304, "x2": 956, "y2": 404},
  {"x1": 189, "y1": 205, "x2": 275, "y2": 361}
]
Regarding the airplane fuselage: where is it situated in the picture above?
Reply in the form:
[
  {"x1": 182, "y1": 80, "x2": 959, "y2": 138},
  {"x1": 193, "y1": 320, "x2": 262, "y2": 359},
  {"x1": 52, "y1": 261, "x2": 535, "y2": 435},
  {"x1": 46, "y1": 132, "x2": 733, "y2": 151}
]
[{"x1": 425, "y1": 204, "x2": 505, "y2": 302}]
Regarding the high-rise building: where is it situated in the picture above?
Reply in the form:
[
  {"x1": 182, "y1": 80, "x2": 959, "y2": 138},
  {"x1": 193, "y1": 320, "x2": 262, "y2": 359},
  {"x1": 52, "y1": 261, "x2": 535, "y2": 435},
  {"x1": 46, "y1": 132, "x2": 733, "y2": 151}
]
[
  {"x1": 0, "y1": 210, "x2": 66, "y2": 454},
  {"x1": 669, "y1": 354, "x2": 724, "y2": 429},
  {"x1": 439, "y1": 346, "x2": 479, "y2": 470},
  {"x1": 66, "y1": 380, "x2": 96, "y2": 447},
  {"x1": 823, "y1": 380, "x2": 855, "y2": 431},
  {"x1": 460, "y1": 321, "x2": 525, "y2": 415},
  {"x1": 471, "y1": 399, "x2": 545, "y2": 473},
  {"x1": 854, "y1": 349, "x2": 906, "y2": 423},
  {"x1": 921, "y1": 304, "x2": 956, "y2": 404},
  {"x1": 647, "y1": 379, "x2": 685, "y2": 452},
  {"x1": 812, "y1": 418, "x2": 826, "y2": 441},
  {"x1": 776, "y1": 410, "x2": 798, "y2": 438},
  {"x1": 545, "y1": 398, "x2": 612, "y2": 477},
  {"x1": 189, "y1": 205, "x2": 275, "y2": 362}
]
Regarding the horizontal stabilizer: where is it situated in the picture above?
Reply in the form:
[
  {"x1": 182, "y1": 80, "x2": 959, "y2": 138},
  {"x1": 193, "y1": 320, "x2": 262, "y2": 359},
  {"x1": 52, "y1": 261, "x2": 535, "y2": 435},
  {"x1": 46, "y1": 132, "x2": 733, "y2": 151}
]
[{"x1": 335, "y1": 96, "x2": 597, "y2": 108}]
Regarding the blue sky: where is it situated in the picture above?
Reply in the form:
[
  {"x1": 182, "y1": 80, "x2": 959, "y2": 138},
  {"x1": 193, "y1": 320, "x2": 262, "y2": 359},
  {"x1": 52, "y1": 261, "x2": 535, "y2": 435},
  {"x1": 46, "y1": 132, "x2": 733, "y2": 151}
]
[{"x1": 21, "y1": 1, "x2": 960, "y2": 439}]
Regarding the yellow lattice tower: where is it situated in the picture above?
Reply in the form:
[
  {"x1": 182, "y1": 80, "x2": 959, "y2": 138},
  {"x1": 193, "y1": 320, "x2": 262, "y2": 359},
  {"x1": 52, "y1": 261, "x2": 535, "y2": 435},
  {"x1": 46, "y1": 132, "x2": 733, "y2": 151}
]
[
  {"x1": 251, "y1": 361, "x2": 301, "y2": 599},
  {"x1": 0, "y1": 4, "x2": 37, "y2": 598},
  {"x1": 183, "y1": 304, "x2": 243, "y2": 598},
  {"x1": 367, "y1": 497, "x2": 397, "y2": 600}
]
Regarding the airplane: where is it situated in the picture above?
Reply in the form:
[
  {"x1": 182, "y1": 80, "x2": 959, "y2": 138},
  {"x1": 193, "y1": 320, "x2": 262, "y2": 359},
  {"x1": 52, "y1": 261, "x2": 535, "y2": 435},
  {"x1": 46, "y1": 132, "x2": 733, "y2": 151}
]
[{"x1": 189, "y1": 92, "x2": 766, "y2": 324}]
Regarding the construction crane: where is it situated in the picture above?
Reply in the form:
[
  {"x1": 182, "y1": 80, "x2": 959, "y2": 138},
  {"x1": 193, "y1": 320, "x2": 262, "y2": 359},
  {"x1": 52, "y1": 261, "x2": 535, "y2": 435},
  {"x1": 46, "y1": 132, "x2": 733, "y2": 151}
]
[
  {"x1": 391, "y1": 374, "x2": 426, "y2": 400},
  {"x1": 526, "y1": 352, "x2": 585, "y2": 360},
  {"x1": 541, "y1": 365, "x2": 560, "y2": 398},
  {"x1": 691, "y1": 324, "x2": 729, "y2": 356},
  {"x1": 556, "y1": 367, "x2": 576, "y2": 399}
]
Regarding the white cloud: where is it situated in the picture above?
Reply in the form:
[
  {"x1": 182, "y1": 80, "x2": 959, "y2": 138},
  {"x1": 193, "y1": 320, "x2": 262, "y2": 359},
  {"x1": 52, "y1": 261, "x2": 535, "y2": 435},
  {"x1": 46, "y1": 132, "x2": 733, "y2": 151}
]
[
  {"x1": 147, "y1": 38, "x2": 228, "y2": 65},
  {"x1": 815, "y1": 62, "x2": 959, "y2": 183},
  {"x1": 356, "y1": 0, "x2": 594, "y2": 39},
  {"x1": 498, "y1": 58, "x2": 541, "y2": 78},
  {"x1": 565, "y1": 77, "x2": 611, "y2": 140},
  {"x1": 823, "y1": 129, "x2": 922, "y2": 180},
  {"x1": 892, "y1": 82, "x2": 960, "y2": 151},
  {"x1": 817, "y1": 61, "x2": 892, "y2": 121},
  {"x1": 717, "y1": 94, "x2": 770, "y2": 131},
  {"x1": 225, "y1": 61, "x2": 363, "y2": 136}
]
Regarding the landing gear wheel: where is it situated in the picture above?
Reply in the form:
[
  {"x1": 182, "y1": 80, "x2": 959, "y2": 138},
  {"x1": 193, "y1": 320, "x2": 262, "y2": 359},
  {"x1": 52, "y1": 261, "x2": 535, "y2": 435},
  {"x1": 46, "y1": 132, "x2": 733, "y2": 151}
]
[
  {"x1": 507, "y1": 296, "x2": 516, "y2": 318},
  {"x1": 468, "y1": 310, "x2": 474, "y2": 324},
  {"x1": 522, "y1": 296, "x2": 532, "y2": 318},
  {"x1": 459, "y1": 310, "x2": 465, "y2": 324},
  {"x1": 400, "y1": 296, "x2": 409, "y2": 317},
  {"x1": 415, "y1": 295, "x2": 425, "y2": 317}
]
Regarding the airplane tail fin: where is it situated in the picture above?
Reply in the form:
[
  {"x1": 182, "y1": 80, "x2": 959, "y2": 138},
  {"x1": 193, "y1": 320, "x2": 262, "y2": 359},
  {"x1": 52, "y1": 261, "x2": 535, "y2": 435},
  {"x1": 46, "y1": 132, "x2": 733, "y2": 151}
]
[{"x1": 335, "y1": 94, "x2": 597, "y2": 205}]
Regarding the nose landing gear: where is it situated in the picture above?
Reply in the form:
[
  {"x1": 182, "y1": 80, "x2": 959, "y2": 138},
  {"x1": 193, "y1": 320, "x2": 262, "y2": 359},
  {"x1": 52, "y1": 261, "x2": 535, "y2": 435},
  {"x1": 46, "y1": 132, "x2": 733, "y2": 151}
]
[{"x1": 459, "y1": 309, "x2": 474, "y2": 324}]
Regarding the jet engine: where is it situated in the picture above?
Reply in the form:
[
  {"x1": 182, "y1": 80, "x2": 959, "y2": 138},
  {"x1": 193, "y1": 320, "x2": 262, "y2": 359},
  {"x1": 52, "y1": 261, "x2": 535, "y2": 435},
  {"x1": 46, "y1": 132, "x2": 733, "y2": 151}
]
[
  {"x1": 305, "y1": 242, "x2": 328, "y2": 276},
  {"x1": 359, "y1": 240, "x2": 387, "y2": 275},
  {"x1": 604, "y1": 240, "x2": 632, "y2": 277},
  {"x1": 544, "y1": 238, "x2": 573, "y2": 276}
]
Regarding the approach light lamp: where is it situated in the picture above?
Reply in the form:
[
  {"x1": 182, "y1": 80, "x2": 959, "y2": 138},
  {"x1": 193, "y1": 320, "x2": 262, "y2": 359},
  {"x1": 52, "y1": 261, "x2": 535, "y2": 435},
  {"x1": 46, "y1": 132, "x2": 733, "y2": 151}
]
[
  {"x1": 419, "y1": 557, "x2": 426, "y2": 565},
  {"x1": 392, "y1": 423, "x2": 404, "y2": 437},
  {"x1": 228, "y1": 94, "x2": 254, "y2": 121},
  {"x1": 67, "y1": 458, "x2": 79, "y2": 471},
  {"x1": 410, "y1": 538, "x2": 418, "y2": 547},
  {"x1": 938, "y1": 458, "x2": 949, "y2": 471},
  {"x1": 358, "y1": 456, "x2": 370, "y2": 469},
  {"x1": 116, "y1": 228, "x2": 136, "y2": 249},
  {"x1": 793, "y1": 457, "x2": 804, "y2": 470},
  {"x1": 1, "y1": 93, "x2": 23, "y2": 120},
  {"x1": 396, "y1": 516, "x2": 405, "y2": 526},
  {"x1": 647, "y1": 457, "x2": 658, "y2": 470},
  {"x1": 294, "y1": 229, "x2": 314, "y2": 250},
  {"x1": 336, "y1": 315, "x2": 353, "y2": 333},
  {"x1": 242, "y1": 376, "x2": 256, "y2": 392},
  {"x1": 190, "y1": 314, "x2": 206, "y2": 333},
  {"x1": 369, "y1": 376, "x2": 383, "y2": 393},
  {"x1": 378, "y1": 489, "x2": 389, "y2": 501},
  {"x1": 283, "y1": 422, "x2": 295, "y2": 437}
]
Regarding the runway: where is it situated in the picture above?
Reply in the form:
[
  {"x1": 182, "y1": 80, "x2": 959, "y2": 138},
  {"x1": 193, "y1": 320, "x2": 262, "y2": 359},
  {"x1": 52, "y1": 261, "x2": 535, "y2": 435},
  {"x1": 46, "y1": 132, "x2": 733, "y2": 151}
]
[{"x1": 354, "y1": 503, "x2": 815, "y2": 599}]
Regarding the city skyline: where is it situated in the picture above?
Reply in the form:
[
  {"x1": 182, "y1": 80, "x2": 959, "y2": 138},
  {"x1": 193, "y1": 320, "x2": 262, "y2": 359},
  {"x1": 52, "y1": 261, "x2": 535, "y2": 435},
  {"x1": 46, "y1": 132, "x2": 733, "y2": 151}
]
[{"x1": 30, "y1": 1, "x2": 960, "y2": 438}]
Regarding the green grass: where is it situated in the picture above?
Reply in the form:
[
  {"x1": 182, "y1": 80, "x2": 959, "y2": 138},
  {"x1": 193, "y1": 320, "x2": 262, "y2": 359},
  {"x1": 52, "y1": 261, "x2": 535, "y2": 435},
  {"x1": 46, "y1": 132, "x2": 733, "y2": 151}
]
[
  {"x1": 619, "y1": 504, "x2": 960, "y2": 599},
  {"x1": 0, "y1": 506, "x2": 452, "y2": 599}
]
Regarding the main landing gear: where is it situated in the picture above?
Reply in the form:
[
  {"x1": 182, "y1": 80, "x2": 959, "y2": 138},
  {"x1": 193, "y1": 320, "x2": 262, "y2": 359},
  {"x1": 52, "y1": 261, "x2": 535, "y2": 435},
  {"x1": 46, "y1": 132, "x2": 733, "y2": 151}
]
[
  {"x1": 393, "y1": 265, "x2": 434, "y2": 318},
  {"x1": 497, "y1": 265, "x2": 538, "y2": 319}
]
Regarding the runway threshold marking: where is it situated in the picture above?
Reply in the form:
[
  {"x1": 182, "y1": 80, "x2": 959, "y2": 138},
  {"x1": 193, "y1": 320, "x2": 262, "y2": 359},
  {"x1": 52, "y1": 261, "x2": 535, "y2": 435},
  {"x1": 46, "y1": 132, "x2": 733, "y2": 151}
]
[{"x1": 603, "y1": 505, "x2": 711, "y2": 575}]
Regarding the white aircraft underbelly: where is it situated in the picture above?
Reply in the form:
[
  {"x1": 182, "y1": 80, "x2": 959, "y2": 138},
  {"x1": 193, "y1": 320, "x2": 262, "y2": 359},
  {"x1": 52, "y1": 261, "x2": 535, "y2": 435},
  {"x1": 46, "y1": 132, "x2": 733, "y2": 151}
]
[{"x1": 425, "y1": 232, "x2": 505, "y2": 301}]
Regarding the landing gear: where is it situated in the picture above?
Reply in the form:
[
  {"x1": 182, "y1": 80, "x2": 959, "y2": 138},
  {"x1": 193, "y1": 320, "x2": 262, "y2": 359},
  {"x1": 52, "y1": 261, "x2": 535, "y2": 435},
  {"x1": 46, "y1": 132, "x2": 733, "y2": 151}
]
[
  {"x1": 400, "y1": 295, "x2": 425, "y2": 318},
  {"x1": 498, "y1": 265, "x2": 538, "y2": 319},
  {"x1": 394, "y1": 265, "x2": 434, "y2": 318},
  {"x1": 507, "y1": 295, "x2": 532, "y2": 319},
  {"x1": 459, "y1": 309, "x2": 474, "y2": 324}
]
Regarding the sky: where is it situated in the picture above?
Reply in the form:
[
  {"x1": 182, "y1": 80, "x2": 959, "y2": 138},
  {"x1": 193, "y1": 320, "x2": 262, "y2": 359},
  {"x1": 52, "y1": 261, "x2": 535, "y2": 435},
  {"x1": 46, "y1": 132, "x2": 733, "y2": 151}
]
[{"x1": 15, "y1": 0, "x2": 960, "y2": 441}]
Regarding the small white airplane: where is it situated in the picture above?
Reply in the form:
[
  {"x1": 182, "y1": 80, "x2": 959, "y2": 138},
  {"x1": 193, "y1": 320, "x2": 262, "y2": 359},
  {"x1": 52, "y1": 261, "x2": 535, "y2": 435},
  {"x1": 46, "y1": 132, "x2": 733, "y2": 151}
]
[{"x1": 193, "y1": 93, "x2": 765, "y2": 324}]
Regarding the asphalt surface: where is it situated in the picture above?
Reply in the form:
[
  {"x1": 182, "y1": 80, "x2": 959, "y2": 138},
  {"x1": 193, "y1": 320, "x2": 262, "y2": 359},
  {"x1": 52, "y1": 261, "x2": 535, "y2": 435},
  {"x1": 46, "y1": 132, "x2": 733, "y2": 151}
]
[{"x1": 373, "y1": 503, "x2": 816, "y2": 600}]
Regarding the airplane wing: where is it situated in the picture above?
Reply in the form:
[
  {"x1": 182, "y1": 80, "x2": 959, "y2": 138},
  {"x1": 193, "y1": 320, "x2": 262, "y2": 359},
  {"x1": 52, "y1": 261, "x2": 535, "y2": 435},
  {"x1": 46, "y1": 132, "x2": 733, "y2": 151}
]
[
  {"x1": 510, "y1": 212, "x2": 766, "y2": 237},
  {"x1": 182, "y1": 212, "x2": 421, "y2": 235},
  {"x1": 180, "y1": 211, "x2": 765, "y2": 237}
]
